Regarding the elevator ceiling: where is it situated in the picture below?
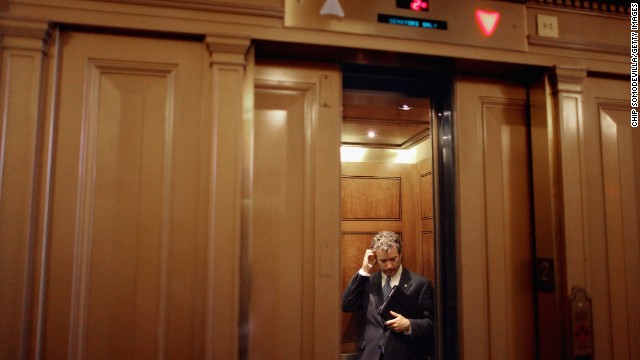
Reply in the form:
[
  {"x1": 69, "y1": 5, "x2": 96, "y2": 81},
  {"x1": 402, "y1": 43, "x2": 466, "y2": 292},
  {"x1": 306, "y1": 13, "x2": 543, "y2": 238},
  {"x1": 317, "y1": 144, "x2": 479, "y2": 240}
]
[
  {"x1": 341, "y1": 89, "x2": 430, "y2": 149},
  {"x1": 341, "y1": 64, "x2": 432, "y2": 149}
]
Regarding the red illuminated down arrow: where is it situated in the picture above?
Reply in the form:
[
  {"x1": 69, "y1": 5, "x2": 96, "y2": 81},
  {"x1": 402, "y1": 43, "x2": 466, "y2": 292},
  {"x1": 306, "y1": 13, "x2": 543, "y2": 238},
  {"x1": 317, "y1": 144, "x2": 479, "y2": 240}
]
[{"x1": 475, "y1": 10, "x2": 500, "y2": 37}]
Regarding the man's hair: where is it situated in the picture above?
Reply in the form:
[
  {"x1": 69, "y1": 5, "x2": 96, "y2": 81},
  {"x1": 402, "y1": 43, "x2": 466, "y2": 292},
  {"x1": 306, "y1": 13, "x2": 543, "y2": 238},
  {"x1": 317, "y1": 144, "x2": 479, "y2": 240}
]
[{"x1": 370, "y1": 231, "x2": 402, "y2": 254}]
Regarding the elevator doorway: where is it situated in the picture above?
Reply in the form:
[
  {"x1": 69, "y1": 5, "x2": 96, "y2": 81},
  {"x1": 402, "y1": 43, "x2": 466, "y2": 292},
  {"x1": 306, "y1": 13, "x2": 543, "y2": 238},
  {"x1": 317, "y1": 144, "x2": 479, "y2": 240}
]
[
  {"x1": 246, "y1": 54, "x2": 454, "y2": 358},
  {"x1": 338, "y1": 64, "x2": 449, "y2": 359}
]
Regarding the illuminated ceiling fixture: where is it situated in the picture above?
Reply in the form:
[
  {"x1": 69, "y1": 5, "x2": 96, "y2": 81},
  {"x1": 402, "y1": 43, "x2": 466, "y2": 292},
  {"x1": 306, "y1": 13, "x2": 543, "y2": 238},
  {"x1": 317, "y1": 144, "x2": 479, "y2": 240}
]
[
  {"x1": 475, "y1": 9, "x2": 501, "y2": 37},
  {"x1": 320, "y1": 0, "x2": 345, "y2": 18},
  {"x1": 367, "y1": 131, "x2": 377, "y2": 138},
  {"x1": 399, "y1": 104, "x2": 412, "y2": 110}
]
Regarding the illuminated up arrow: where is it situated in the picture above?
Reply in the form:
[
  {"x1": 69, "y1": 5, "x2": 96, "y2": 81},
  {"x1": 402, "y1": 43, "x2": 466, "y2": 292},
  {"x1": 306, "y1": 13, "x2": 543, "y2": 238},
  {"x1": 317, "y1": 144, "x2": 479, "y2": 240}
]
[
  {"x1": 475, "y1": 9, "x2": 501, "y2": 37},
  {"x1": 320, "y1": 0, "x2": 345, "y2": 18}
]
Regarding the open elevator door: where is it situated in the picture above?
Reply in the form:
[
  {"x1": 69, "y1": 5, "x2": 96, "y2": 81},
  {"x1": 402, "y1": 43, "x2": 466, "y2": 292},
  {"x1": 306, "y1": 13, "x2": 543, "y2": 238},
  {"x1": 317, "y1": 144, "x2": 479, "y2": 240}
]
[
  {"x1": 338, "y1": 63, "x2": 458, "y2": 360},
  {"x1": 246, "y1": 60, "x2": 342, "y2": 359}
]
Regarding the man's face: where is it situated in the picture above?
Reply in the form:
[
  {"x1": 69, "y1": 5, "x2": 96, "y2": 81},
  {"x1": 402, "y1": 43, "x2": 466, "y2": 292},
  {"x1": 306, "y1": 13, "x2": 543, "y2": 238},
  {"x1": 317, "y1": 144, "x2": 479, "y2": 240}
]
[{"x1": 375, "y1": 247, "x2": 402, "y2": 278}]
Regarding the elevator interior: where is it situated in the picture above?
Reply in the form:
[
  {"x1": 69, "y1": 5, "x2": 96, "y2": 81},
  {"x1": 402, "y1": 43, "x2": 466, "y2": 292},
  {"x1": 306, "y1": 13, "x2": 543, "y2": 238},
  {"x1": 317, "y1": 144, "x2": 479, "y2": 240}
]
[{"x1": 338, "y1": 63, "x2": 448, "y2": 358}]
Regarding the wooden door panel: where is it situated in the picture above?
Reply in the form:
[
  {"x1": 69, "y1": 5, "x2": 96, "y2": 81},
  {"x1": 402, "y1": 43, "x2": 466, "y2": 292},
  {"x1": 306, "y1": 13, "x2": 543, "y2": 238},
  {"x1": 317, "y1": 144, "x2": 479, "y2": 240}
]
[
  {"x1": 340, "y1": 232, "x2": 374, "y2": 352},
  {"x1": 457, "y1": 77, "x2": 534, "y2": 360},
  {"x1": 577, "y1": 77, "x2": 639, "y2": 360},
  {"x1": 597, "y1": 102, "x2": 640, "y2": 360},
  {"x1": 482, "y1": 101, "x2": 534, "y2": 360},
  {"x1": 43, "y1": 32, "x2": 205, "y2": 359},
  {"x1": 342, "y1": 176, "x2": 402, "y2": 220},
  {"x1": 421, "y1": 232, "x2": 434, "y2": 284},
  {"x1": 83, "y1": 62, "x2": 172, "y2": 360},
  {"x1": 250, "y1": 63, "x2": 341, "y2": 360},
  {"x1": 251, "y1": 88, "x2": 306, "y2": 360}
]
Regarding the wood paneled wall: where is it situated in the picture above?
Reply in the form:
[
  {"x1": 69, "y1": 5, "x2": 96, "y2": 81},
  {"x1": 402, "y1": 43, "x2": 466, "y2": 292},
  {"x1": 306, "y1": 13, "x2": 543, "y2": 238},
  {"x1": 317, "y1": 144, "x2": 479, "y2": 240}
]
[
  {"x1": 566, "y1": 74, "x2": 639, "y2": 360},
  {"x1": 0, "y1": 30, "x2": 255, "y2": 360},
  {"x1": 531, "y1": 70, "x2": 639, "y2": 360},
  {"x1": 340, "y1": 156, "x2": 434, "y2": 353},
  {"x1": 418, "y1": 159, "x2": 435, "y2": 281}
]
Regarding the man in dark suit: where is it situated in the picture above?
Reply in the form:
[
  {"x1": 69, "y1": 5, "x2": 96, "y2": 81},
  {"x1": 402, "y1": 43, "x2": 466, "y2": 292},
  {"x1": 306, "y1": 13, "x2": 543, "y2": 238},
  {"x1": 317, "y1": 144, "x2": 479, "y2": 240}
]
[{"x1": 342, "y1": 231, "x2": 434, "y2": 360}]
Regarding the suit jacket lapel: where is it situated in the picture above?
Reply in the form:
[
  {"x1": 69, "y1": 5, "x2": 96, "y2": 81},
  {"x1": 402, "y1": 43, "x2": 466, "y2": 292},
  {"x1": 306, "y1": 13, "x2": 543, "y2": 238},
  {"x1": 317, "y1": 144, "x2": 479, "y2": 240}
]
[
  {"x1": 370, "y1": 272, "x2": 384, "y2": 305},
  {"x1": 398, "y1": 268, "x2": 413, "y2": 294}
]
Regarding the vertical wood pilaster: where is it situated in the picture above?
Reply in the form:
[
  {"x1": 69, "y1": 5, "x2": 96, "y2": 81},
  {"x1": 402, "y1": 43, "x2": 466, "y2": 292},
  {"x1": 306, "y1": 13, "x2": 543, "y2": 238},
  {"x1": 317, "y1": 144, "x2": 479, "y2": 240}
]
[
  {"x1": 551, "y1": 66, "x2": 589, "y2": 294},
  {"x1": 0, "y1": 16, "x2": 51, "y2": 360},
  {"x1": 548, "y1": 66, "x2": 590, "y2": 360},
  {"x1": 204, "y1": 34, "x2": 250, "y2": 360},
  {"x1": 531, "y1": 66, "x2": 590, "y2": 360}
]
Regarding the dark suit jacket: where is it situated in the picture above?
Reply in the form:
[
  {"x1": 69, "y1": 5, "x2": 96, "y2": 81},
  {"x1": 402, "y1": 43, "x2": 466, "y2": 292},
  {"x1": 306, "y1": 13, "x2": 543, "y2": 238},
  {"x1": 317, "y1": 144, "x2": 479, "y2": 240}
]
[{"x1": 342, "y1": 268, "x2": 434, "y2": 360}]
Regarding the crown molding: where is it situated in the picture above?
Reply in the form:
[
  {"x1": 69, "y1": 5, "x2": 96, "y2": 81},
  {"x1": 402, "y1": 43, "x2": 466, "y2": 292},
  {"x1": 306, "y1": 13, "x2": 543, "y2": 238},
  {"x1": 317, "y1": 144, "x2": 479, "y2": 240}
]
[
  {"x1": 205, "y1": 33, "x2": 250, "y2": 65},
  {"x1": 0, "y1": 15, "x2": 52, "y2": 51},
  {"x1": 528, "y1": 34, "x2": 628, "y2": 56},
  {"x1": 551, "y1": 65, "x2": 588, "y2": 93}
]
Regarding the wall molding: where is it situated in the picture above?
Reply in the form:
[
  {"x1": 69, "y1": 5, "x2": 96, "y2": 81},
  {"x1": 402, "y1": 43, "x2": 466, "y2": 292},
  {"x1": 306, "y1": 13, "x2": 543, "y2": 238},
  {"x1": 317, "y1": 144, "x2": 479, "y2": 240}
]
[
  {"x1": 100, "y1": 0, "x2": 283, "y2": 18},
  {"x1": 205, "y1": 34, "x2": 250, "y2": 66},
  {"x1": 528, "y1": 34, "x2": 628, "y2": 56},
  {"x1": 0, "y1": 16, "x2": 51, "y2": 53},
  {"x1": 552, "y1": 66, "x2": 588, "y2": 94}
]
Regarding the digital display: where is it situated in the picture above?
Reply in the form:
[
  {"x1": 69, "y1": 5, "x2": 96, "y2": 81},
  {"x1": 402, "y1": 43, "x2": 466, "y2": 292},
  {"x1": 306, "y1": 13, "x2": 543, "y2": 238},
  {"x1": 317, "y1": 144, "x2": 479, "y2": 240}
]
[
  {"x1": 396, "y1": 0, "x2": 430, "y2": 12},
  {"x1": 378, "y1": 14, "x2": 447, "y2": 30}
]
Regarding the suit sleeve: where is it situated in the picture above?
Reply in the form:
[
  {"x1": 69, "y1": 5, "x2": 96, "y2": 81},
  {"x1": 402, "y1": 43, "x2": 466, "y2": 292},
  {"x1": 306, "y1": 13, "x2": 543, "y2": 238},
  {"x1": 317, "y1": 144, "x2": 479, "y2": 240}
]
[
  {"x1": 341, "y1": 273, "x2": 370, "y2": 312},
  {"x1": 407, "y1": 279, "x2": 434, "y2": 342}
]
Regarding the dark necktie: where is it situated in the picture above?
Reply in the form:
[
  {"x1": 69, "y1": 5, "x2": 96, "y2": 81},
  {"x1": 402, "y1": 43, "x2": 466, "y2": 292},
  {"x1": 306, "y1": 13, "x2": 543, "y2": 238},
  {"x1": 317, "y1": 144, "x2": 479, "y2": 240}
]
[{"x1": 382, "y1": 275, "x2": 391, "y2": 299}]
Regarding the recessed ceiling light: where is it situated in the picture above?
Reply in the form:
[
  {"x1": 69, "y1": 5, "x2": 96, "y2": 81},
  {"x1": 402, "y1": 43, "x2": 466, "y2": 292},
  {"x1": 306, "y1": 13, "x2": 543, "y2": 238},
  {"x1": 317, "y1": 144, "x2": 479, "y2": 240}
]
[
  {"x1": 399, "y1": 104, "x2": 412, "y2": 110},
  {"x1": 367, "y1": 131, "x2": 377, "y2": 138}
]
